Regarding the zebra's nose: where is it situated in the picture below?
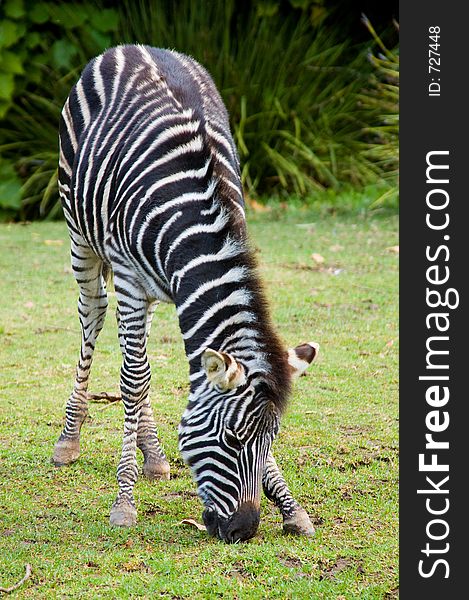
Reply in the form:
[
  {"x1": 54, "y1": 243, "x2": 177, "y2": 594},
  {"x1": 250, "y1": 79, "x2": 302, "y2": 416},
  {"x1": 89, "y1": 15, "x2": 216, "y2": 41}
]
[
  {"x1": 223, "y1": 501, "x2": 260, "y2": 543},
  {"x1": 202, "y1": 506, "x2": 219, "y2": 538}
]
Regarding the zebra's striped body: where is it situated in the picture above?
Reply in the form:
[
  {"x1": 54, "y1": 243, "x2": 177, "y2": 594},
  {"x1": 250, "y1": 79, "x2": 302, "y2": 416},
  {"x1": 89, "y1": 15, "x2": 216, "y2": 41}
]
[{"x1": 53, "y1": 45, "x2": 316, "y2": 542}]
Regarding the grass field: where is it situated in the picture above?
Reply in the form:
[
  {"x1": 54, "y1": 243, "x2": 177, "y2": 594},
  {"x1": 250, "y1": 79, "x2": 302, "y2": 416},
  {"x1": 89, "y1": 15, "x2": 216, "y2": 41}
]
[{"x1": 0, "y1": 206, "x2": 398, "y2": 598}]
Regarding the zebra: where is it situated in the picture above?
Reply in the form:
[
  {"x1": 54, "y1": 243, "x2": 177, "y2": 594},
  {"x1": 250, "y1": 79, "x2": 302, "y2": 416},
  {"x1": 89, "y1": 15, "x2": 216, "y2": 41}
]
[{"x1": 52, "y1": 44, "x2": 319, "y2": 543}]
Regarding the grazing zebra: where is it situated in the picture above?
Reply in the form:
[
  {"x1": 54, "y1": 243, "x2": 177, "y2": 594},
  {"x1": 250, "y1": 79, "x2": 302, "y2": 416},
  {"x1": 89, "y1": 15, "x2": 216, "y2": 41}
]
[{"x1": 52, "y1": 45, "x2": 319, "y2": 543}]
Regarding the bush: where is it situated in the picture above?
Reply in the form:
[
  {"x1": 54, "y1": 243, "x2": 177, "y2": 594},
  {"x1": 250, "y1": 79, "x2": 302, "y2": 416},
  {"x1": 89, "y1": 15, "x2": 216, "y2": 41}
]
[
  {"x1": 359, "y1": 16, "x2": 399, "y2": 208},
  {"x1": 0, "y1": 0, "x2": 398, "y2": 220},
  {"x1": 119, "y1": 2, "x2": 386, "y2": 196},
  {"x1": 0, "y1": 0, "x2": 118, "y2": 219}
]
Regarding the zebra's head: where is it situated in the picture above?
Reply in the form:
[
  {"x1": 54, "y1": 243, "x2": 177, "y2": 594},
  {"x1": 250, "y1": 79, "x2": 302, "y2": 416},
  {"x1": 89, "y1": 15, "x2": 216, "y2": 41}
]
[{"x1": 178, "y1": 341, "x2": 319, "y2": 543}]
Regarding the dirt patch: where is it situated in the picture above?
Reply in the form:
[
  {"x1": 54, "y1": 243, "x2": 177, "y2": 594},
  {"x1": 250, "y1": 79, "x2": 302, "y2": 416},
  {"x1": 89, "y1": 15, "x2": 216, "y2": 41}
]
[
  {"x1": 278, "y1": 555, "x2": 304, "y2": 569},
  {"x1": 227, "y1": 562, "x2": 252, "y2": 582},
  {"x1": 143, "y1": 505, "x2": 164, "y2": 516},
  {"x1": 280, "y1": 262, "x2": 342, "y2": 275},
  {"x1": 121, "y1": 559, "x2": 149, "y2": 573},
  {"x1": 320, "y1": 557, "x2": 352, "y2": 580},
  {"x1": 164, "y1": 469, "x2": 185, "y2": 480},
  {"x1": 330, "y1": 443, "x2": 396, "y2": 472},
  {"x1": 333, "y1": 516, "x2": 345, "y2": 525},
  {"x1": 163, "y1": 490, "x2": 198, "y2": 499},
  {"x1": 311, "y1": 515, "x2": 324, "y2": 527},
  {"x1": 339, "y1": 424, "x2": 371, "y2": 436},
  {"x1": 340, "y1": 484, "x2": 369, "y2": 500}
]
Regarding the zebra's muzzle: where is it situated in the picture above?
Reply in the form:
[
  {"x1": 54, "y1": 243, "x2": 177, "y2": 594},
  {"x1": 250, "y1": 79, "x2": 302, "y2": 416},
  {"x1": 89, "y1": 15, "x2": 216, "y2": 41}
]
[
  {"x1": 203, "y1": 501, "x2": 260, "y2": 543},
  {"x1": 202, "y1": 505, "x2": 219, "y2": 538}
]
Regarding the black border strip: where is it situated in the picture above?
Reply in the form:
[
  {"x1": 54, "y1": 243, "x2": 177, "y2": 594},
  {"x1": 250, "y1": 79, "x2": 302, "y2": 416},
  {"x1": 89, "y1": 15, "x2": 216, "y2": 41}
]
[{"x1": 400, "y1": 2, "x2": 466, "y2": 596}]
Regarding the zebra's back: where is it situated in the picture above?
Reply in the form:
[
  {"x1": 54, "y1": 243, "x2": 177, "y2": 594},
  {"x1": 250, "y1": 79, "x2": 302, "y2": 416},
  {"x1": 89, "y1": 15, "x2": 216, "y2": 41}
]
[{"x1": 59, "y1": 44, "x2": 244, "y2": 300}]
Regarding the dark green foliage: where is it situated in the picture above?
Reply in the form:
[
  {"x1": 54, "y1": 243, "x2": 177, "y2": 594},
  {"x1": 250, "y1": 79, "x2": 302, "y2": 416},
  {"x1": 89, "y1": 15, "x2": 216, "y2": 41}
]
[
  {"x1": 118, "y1": 2, "x2": 391, "y2": 197},
  {"x1": 0, "y1": 0, "x2": 118, "y2": 219},
  {"x1": 0, "y1": 0, "x2": 399, "y2": 220},
  {"x1": 359, "y1": 16, "x2": 399, "y2": 208},
  {"x1": 0, "y1": 0, "x2": 118, "y2": 117},
  {"x1": 0, "y1": 70, "x2": 81, "y2": 220}
]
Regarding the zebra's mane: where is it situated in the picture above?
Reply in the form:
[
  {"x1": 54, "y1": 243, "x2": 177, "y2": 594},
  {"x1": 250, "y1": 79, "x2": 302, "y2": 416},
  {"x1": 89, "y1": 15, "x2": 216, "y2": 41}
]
[
  {"x1": 212, "y1": 177, "x2": 246, "y2": 228},
  {"x1": 215, "y1": 191, "x2": 291, "y2": 413},
  {"x1": 243, "y1": 249, "x2": 292, "y2": 413}
]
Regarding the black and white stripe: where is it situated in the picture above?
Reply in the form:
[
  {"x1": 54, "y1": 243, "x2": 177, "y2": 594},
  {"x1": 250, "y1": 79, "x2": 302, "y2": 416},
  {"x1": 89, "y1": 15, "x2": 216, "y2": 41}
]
[{"x1": 53, "y1": 45, "x2": 313, "y2": 542}]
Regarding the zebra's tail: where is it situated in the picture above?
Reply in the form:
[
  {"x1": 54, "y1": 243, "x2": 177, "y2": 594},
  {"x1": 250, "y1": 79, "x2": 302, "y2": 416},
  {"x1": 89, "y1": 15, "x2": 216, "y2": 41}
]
[{"x1": 102, "y1": 262, "x2": 113, "y2": 289}]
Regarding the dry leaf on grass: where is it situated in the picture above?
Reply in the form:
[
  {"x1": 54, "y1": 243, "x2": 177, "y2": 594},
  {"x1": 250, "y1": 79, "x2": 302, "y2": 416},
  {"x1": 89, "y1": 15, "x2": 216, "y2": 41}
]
[
  {"x1": 180, "y1": 518, "x2": 207, "y2": 531},
  {"x1": 311, "y1": 253, "x2": 325, "y2": 264},
  {"x1": 386, "y1": 245, "x2": 399, "y2": 254}
]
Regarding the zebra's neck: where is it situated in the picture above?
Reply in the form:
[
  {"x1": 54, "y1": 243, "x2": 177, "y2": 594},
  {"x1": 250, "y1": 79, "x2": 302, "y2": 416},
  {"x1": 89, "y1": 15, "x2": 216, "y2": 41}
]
[{"x1": 167, "y1": 199, "x2": 290, "y2": 405}]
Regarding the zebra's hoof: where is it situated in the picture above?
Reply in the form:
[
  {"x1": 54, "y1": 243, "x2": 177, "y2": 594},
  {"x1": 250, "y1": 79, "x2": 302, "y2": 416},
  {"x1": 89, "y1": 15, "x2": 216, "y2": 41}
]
[
  {"x1": 51, "y1": 439, "x2": 80, "y2": 466},
  {"x1": 110, "y1": 500, "x2": 137, "y2": 527},
  {"x1": 283, "y1": 507, "x2": 315, "y2": 537},
  {"x1": 143, "y1": 458, "x2": 171, "y2": 481}
]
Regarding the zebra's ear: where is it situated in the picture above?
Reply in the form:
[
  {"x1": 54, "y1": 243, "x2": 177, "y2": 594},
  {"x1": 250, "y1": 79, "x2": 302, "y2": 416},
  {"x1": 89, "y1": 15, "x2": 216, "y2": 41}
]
[
  {"x1": 287, "y1": 341, "x2": 319, "y2": 380},
  {"x1": 202, "y1": 348, "x2": 246, "y2": 391}
]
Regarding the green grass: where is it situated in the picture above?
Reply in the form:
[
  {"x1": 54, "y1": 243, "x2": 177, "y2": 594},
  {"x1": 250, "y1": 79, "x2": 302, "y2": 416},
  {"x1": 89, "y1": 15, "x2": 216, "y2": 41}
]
[{"x1": 0, "y1": 203, "x2": 398, "y2": 598}]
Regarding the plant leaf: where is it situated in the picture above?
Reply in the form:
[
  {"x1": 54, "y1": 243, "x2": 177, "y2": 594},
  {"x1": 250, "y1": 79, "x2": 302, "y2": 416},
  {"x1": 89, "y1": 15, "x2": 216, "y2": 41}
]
[{"x1": 180, "y1": 518, "x2": 207, "y2": 531}]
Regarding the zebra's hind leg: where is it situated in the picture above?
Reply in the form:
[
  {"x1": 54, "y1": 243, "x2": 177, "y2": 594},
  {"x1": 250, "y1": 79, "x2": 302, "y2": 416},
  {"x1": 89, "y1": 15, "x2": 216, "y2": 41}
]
[
  {"x1": 138, "y1": 399, "x2": 170, "y2": 480},
  {"x1": 262, "y1": 452, "x2": 315, "y2": 536},
  {"x1": 110, "y1": 279, "x2": 152, "y2": 527},
  {"x1": 52, "y1": 251, "x2": 109, "y2": 466},
  {"x1": 116, "y1": 301, "x2": 170, "y2": 481}
]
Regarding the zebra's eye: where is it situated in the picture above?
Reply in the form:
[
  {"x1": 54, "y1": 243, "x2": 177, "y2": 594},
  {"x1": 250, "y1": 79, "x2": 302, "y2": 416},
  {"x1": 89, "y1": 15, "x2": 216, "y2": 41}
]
[{"x1": 224, "y1": 428, "x2": 243, "y2": 450}]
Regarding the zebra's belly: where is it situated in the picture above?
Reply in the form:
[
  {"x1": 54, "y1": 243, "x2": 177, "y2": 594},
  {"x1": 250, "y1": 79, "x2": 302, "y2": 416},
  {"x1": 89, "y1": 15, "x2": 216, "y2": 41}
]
[{"x1": 65, "y1": 186, "x2": 173, "y2": 306}]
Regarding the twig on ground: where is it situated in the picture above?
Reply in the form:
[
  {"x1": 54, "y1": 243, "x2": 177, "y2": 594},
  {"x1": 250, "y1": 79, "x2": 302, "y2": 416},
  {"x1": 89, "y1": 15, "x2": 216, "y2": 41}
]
[
  {"x1": 34, "y1": 326, "x2": 74, "y2": 334},
  {"x1": 86, "y1": 392, "x2": 123, "y2": 412},
  {"x1": 87, "y1": 392, "x2": 122, "y2": 404},
  {"x1": 0, "y1": 564, "x2": 32, "y2": 594}
]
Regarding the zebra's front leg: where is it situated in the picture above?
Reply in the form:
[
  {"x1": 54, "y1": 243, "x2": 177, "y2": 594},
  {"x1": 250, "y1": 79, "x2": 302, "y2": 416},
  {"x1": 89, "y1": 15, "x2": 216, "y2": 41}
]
[
  {"x1": 52, "y1": 256, "x2": 108, "y2": 466},
  {"x1": 262, "y1": 452, "x2": 315, "y2": 536},
  {"x1": 117, "y1": 302, "x2": 170, "y2": 481},
  {"x1": 110, "y1": 287, "x2": 151, "y2": 527}
]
